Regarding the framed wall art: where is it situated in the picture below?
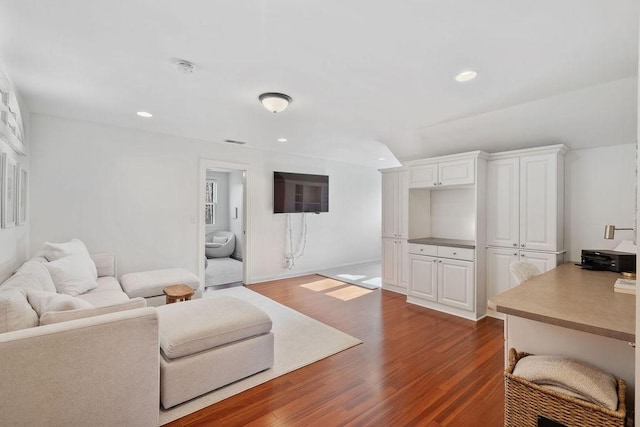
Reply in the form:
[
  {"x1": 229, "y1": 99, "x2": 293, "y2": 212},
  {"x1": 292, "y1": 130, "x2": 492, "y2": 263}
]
[
  {"x1": 17, "y1": 164, "x2": 26, "y2": 225},
  {"x1": 1, "y1": 152, "x2": 17, "y2": 228}
]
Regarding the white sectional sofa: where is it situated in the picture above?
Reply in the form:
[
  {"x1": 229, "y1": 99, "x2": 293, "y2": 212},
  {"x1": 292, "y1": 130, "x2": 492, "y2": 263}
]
[
  {"x1": 0, "y1": 238, "x2": 274, "y2": 422},
  {"x1": 0, "y1": 245, "x2": 160, "y2": 426}
]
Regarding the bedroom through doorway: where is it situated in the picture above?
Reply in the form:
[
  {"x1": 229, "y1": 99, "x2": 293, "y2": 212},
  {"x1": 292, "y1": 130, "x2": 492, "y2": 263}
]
[{"x1": 200, "y1": 161, "x2": 248, "y2": 289}]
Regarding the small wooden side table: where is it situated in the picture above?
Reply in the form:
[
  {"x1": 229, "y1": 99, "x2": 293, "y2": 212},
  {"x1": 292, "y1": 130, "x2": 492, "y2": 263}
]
[{"x1": 163, "y1": 284, "x2": 195, "y2": 304}]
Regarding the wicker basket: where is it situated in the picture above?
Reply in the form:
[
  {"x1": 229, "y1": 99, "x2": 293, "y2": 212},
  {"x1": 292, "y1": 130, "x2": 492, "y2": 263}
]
[{"x1": 504, "y1": 348, "x2": 626, "y2": 427}]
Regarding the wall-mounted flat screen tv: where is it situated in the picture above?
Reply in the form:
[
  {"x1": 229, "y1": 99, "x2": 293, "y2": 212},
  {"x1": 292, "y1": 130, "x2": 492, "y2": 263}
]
[{"x1": 273, "y1": 171, "x2": 329, "y2": 214}]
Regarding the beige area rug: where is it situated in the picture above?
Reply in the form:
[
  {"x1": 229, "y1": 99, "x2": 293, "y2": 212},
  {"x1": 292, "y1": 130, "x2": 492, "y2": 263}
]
[{"x1": 159, "y1": 286, "x2": 362, "y2": 425}]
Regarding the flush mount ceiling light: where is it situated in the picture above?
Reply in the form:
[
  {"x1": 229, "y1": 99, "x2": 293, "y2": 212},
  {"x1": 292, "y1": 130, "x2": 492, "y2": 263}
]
[
  {"x1": 136, "y1": 111, "x2": 152, "y2": 118},
  {"x1": 176, "y1": 60, "x2": 195, "y2": 74},
  {"x1": 259, "y1": 92, "x2": 292, "y2": 113},
  {"x1": 455, "y1": 70, "x2": 478, "y2": 82}
]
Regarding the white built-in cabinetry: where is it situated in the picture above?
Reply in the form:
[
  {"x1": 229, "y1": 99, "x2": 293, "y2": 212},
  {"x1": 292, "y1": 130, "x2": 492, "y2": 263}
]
[
  {"x1": 408, "y1": 244, "x2": 475, "y2": 313},
  {"x1": 380, "y1": 168, "x2": 409, "y2": 293},
  {"x1": 409, "y1": 157, "x2": 475, "y2": 188},
  {"x1": 486, "y1": 145, "x2": 568, "y2": 311}
]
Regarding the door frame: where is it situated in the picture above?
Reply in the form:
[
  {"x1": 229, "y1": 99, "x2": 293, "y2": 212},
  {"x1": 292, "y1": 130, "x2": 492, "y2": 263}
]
[{"x1": 198, "y1": 159, "x2": 251, "y2": 286}]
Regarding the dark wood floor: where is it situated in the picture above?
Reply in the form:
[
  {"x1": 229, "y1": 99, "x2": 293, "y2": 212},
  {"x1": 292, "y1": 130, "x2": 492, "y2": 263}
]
[{"x1": 166, "y1": 275, "x2": 505, "y2": 426}]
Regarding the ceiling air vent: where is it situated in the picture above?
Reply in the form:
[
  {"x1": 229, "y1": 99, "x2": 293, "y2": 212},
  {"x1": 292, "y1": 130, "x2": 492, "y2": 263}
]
[{"x1": 224, "y1": 139, "x2": 247, "y2": 145}]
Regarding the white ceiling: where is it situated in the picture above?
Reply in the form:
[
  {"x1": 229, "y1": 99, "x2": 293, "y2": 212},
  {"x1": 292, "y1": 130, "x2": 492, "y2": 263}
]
[{"x1": 0, "y1": 1, "x2": 637, "y2": 168}]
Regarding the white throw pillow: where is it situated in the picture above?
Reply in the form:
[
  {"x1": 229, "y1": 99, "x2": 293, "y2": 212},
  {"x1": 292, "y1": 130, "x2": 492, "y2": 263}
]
[
  {"x1": 43, "y1": 238, "x2": 98, "y2": 279},
  {"x1": 205, "y1": 242, "x2": 223, "y2": 248},
  {"x1": 26, "y1": 290, "x2": 93, "y2": 318},
  {"x1": 212, "y1": 236, "x2": 228, "y2": 244},
  {"x1": 14, "y1": 261, "x2": 57, "y2": 293},
  {"x1": 44, "y1": 256, "x2": 98, "y2": 296},
  {"x1": 0, "y1": 288, "x2": 39, "y2": 333}
]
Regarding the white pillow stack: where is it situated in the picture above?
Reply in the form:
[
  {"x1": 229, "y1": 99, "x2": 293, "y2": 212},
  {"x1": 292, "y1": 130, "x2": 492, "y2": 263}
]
[{"x1": 43, "y1": 238, "x2": 99, "y2": 296}]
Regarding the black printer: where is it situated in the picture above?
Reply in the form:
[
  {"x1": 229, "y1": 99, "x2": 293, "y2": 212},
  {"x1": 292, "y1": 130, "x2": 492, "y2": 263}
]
[{"x1": 581, "y1": 249, "x2": 636, "y2": 273}]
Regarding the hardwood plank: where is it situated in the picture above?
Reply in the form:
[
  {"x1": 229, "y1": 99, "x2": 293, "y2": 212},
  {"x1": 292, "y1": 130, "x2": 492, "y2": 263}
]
[{"x1": 166, "y1": 275, "x2": 505, "y2": 426}]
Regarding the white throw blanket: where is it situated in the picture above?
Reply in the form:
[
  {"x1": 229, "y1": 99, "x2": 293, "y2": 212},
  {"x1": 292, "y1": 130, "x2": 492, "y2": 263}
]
[{"x1": 513, "y1": 354, "x2": 618, "y2": 410}]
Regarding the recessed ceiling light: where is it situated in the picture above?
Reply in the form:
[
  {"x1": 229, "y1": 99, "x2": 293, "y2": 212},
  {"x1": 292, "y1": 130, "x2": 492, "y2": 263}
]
[
  {"x1": 136, "y1": 111, "x2": 152, "y2": 118},
  {"x1": 378, "y1": 157, "x2": 386, "y2": 161},
  {"x1": 455, "y1": 70, "x2": 478, "y2": 82},
  {"x1": 277, "y1": 138, "x2": 288, "y2": 142}
]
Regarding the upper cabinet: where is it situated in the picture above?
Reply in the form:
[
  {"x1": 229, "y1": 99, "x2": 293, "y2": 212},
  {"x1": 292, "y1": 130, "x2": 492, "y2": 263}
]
[
  {"x1": 0, "y1": 70, "x2": 26, "y2": 155},
  {"x1": 409, "y1": 157, "x2": 475, "y2": 188},
  {"x1": 381, "y1": 169, "x2": 409, "y2": 238},
  {"x1": 487, "y1": 145, "x2": 568, "y2": 252}
]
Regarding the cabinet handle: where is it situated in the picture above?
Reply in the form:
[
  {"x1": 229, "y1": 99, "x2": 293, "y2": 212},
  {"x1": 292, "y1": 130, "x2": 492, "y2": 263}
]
[
  {"x1": 433, "y1": 259, "x2": 437, "y2": 262},
  {"x1": 512, "y1": 243, "x2": 517, "y2": 247},
  {"x1": 513, "y1": 252, "x2": 518, "y2": 256},
  {"x1": 438, "y1": 182, "x2": 442, "y2": 185},
  {"x1": 521, "y1": 243, "x2": 525, "y2": 248},
  {"x1": 453, "y1": 252, "x2": 457, "y2": 255},
  {"x1": 438, "y1": 260, "x2": 442, "y2": 263},
  {"x1": 520, "y1": 253, "x2": 525, "y2": 257},
  {"x1": 433, "y1": 182, "x2": 437, "y2": 186}
]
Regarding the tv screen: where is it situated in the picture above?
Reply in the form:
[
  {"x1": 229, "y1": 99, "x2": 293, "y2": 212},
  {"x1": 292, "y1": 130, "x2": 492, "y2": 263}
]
[{"x1": 273, "y1": 172, "x2": 329, "y2": 214}]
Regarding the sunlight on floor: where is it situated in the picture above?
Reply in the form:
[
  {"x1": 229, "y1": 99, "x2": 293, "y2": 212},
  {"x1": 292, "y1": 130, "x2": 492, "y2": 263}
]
[
  {"x1": 301, "y1": 278, "x2": 346, "y2": 292},
  {"x1": 336, "y1": 273, "x2": 366, "y2": 281},
  {"x1": 326, "y1": 286, "x2": 374, "y2": 301}
]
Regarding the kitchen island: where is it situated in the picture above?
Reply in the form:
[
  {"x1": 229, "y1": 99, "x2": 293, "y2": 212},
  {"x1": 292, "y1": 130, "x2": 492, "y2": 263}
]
[{"x1": 489, "y1": 262, "x2": 636, "y2": 408}]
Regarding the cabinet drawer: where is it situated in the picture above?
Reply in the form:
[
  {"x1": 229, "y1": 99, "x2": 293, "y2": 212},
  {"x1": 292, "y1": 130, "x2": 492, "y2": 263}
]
[
  {"x1": 437, "y1": 246, "x2": 474, "y2": 261},
  {"x1": 408, "y1": 244, "x2": 437, "y2": 256}
]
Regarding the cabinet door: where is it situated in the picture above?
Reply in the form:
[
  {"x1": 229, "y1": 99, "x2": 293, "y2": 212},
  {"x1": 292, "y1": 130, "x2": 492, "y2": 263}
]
[
  {"x1": 519, "y1": 251, "x2": 559, "y2": 274},
  {"x1": 381, "y1": 172, "x2": 399, "y2": 238},
  {"x1": 398, "y1": 239, "x2": 410, "y2": 289},
  {"x1": 438, "y1": 158, "x2": 475, "y2": 186},
  {"x1": 486, "y1": 248, "x2": 518, "y2": 300},
  {"x1": 487, "y1": 158, "x2": 519, "y2": 248},
  {"x1": 438, "y1": 259, "x2": 474, "y2": 311},
  {"x1": 382, "y1": 238, "x2": 398, "y2": 286},
  {"x1": 408, "y1": 254, "x2": 437, "y2": 301},
  {"x1": 520, "y1": 154, "x2": 558, "y2": 252},
  {"x1": 397, "y1": 170, "x2": 409, "y2": 238},
  {"x1": 409, "y1": 164, "x2": 438, "y2": 188}
]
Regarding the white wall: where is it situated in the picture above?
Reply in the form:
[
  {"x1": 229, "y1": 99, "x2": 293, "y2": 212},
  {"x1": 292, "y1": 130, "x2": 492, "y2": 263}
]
[
  {"x1": 29, "y1": 114, "x2": 381, "y2": 283},
  {"x1": 0, "y1": 65, "x2": 30, "y2": 282},
  {"x1": 205, "y1": 171, "x2": 229, "y2": 233},
  {"x1": 229, "y1": 170, "x2": 244, "y2": 259},
  {"x1": 564, "y1": 143, "x2": 636, "y2": 261}
]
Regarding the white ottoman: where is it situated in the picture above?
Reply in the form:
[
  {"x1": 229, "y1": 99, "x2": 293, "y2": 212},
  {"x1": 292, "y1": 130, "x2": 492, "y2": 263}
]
[
  {"x1": 156, "y1": 296, "x2": 274, "y2": 408},
  {"x1": 120, "y1": 268, "x2": 201, "y2": 307}
]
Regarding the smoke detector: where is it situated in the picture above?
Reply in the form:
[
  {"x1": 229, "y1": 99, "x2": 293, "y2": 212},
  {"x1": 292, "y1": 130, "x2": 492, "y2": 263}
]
[{"x1": 176, "y1": 60, "x2": 195, "y2": 74}]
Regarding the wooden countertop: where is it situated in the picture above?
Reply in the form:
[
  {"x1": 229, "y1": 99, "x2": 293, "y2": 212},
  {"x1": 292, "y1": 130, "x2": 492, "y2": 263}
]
[{"x1": 489, "y1": 263, "x2": 635, "y2": 342}]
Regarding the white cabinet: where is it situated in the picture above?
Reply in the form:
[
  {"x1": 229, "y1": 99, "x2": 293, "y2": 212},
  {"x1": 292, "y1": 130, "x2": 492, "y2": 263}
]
[
  {"x1": 382, "y1": 170, "x2": 408, "y2": 238},
  {"x1": 409, "y1": 254, "x2": 437, "y2": 301},
  {"x1": 409, "y1": 158, "x2": 474, "y2": 188},
  {"x1": 438, "y1": 258, "x2": 474, "y2": 311},
  {"x1": 381, "y1": 169, "x2": 409, "y2": 292},
  {"x1": 487, "y1": 147, "x2": 566, "y2": 252},
  {"x1": 382, "y1": 238, "x2": 409, "y2": 290},
  {"x1": 409, "y1": 247, "x2": 475, "y2": 313},
  {"x1": 486, "y1": 247, "x2": 562, "y2": 300}
]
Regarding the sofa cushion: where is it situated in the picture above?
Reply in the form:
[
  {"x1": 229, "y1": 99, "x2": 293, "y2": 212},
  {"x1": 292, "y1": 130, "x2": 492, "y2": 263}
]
[
  {"x1": 92, "y1": 276, "x2": 124, "y2": 293},
  {"x1": 43, "y1": 238, "x2": 97, "y2": 279},
  {"x1": 77, "y1": 290, "x2": 130, "y2": 307},
  {"x1": 120, "y1": 268, "x2": 200, "y2": 299},
  {"x1": 156, "y1": 296, "x2": 272, "y2": 359},
  {"x1": 14, "y1": 261, "x2": 56, "y2": 293},
  {"x1": 26, "y1": 290, "x2": 93, "y2": 318},
  {"x1": 0, "y1": 289, "x2": 39, "y2": 333},
  {"x1": 40, "y1": 297, "x2": 147, "y2": 325},
  {"x1": 44, "y1": 255, "x2": 98, "y2": 296}
]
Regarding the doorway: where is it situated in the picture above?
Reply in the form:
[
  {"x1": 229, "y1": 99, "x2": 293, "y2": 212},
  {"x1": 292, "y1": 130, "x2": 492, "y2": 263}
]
[{"x1": 198, "y1": 159, "x2": 249, "y2": 288}]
